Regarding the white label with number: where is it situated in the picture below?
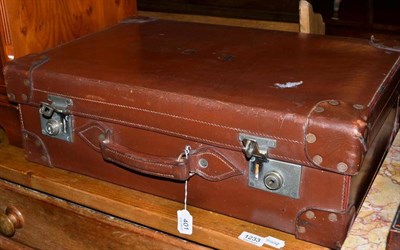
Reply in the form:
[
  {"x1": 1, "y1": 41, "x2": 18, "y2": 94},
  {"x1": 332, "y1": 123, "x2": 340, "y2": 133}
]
[
  {"x1": 238, "y1": 231, "x2": 265, "y2": 247},
  {"x1": 177, "y1": 209, "x2": 193, "y2": 235},
  {"x1": 265, "y1": 236, "x2": 285, "y2": 249}
]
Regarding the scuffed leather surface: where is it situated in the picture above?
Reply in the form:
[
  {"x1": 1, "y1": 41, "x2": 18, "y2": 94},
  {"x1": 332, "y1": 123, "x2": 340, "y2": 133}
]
[
  {"x1": 296, "y1": 206, "x2": 356, "y2": 249},
  {"x1": 21, "y1": 129, "x2": 52, "y2": 167},
  {"x1": 5, "y1": 19, "x2": 400, "y2": 172},
  {"x1": 4, "y1": 54, "x2": 49, "y2": 104},
  {"x1": 305, "y1": 100, "x2": 370, "y2": 175}
]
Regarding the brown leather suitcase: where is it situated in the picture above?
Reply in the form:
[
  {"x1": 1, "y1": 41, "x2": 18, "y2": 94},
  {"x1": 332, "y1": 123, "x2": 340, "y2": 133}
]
[{"x1": 4, "y1": 18, "x2": 400, "y2": 248}]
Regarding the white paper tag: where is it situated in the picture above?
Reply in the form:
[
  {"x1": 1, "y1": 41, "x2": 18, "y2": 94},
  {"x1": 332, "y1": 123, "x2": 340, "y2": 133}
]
[
  {"x1": 238, "y1": 231, "x2": 265, "y2": 247},
  {"x1": 265, "y1": 236, "x2": 285, "y2": 249},
  {"x1": 177, "y1": 209, "x2": 193, "y2": 235}
]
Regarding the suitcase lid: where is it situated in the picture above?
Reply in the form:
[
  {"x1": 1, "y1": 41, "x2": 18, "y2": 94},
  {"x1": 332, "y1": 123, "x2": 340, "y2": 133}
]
[{"x1": 5, "y1": 18, "x2": 400, "y2": 175}]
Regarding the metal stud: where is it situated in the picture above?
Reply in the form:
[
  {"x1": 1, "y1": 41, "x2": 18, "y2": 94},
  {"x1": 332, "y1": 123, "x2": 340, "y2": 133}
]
[
  {"x1": 98, "y1": 134, "x2": 106, "y2": 142},
  {"x1": 328, "y1": 100, "x2": 340, "y2": 106},
  {"x1": 198, "y1": 158, "x2": 208, "y2": 168},
  {"x1": 7, "y1": 93, "x2": 15, "y2": 101},
  {"x1": 40, "y1": 155, "x2": 47, "y2": 162},
  {"x1": 328, "y1": 213, "x2": 338, "y2": 222},
  {"x1": 23, "y1": 79, "x2": 30, "y2": 87},
  {"x1": 21, "y1": 94, "x2": 28, "y2": 102},
  {"x1": 353, "y1": 104, "x2": 365, "y2": 110},
  {"x1": 337, "y1": 162, "x2": 348, "y2": 173},
  {"x1": 297, "y1": 226, "x2": 306, "y2": 234},
  {"x1": 305, "y1": 211, "x2": 315, "y2": 219},
  {"x1": 306, "y1": 133, "x2": 317, "y2": 144},
  {"x1": 315, "y1": 107, "x2": 325, "y2": 113},
  {"x1": 312, "y1": 155, "x2": 323, "y2": 165}
]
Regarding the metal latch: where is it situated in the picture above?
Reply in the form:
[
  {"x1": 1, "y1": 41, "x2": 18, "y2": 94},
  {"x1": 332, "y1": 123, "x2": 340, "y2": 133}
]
[
  {"x1": 239, "y1": 133, "x2": 302, "y2": 199},
  {"x1": 39, "y1": 95, "x2": 73, "y2": 142}
]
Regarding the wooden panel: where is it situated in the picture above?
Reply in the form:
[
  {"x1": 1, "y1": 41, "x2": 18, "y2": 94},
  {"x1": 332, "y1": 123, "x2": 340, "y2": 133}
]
[
  {"x1": 299, "y1": 0, "x2": 325, "y2": 34},
  {"x1": 0, "y1": 0, "x2": 137, "y2": 62},
  {"x1": 0, "y1": 179, "x2": 206, "y2": 250},
  {"x1": 0, "y1": 145, "x2": 326, "y2": 250},
  {"x1": 0, "y1": 236, "x2": 34, "y2": 250},
  {"x1": 138, "y1": 11, "x2": 299, "y2": 32},
  {"x1": 137, "y1": 0, "x2": 299, "y2": 23}
]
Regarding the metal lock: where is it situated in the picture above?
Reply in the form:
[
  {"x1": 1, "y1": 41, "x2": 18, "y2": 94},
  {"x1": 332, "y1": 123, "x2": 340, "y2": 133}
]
[
  {"x1": 264, "y1": 171, "x2": 283, "y2": 190},
  {"x1": 240, "y1": 133, "x2": 302, "y2": 199},
  {"x1": 39, "y1": 95, "x2": 73, "y2": 142},
  {"x1": 45, "y1": 119, "x2": 61, "y2": 135}
]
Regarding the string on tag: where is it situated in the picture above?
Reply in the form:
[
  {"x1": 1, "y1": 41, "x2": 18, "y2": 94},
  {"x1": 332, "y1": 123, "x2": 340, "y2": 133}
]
[
  {"x1": 177, "y1": 145, "x2": 191, "y2": 162},
  {"x1": 176, "y1": 145, "x2": 194, "y2": 235},
  {"x1": 177, "y1": 172, "x2": 194, "y2": 235},
  {"x1": 184, "y1": 145, "x2": 191, "y2": 159},
  {"x1": 184, "y1": 179, "x2": 188, "y2": 210}
]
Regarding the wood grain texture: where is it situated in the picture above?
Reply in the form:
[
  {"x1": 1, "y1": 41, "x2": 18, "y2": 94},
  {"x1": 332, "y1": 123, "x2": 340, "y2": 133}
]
[
  {"x1": 0, "y1": 235, "x2": 33, "y2": 250},
  {"x1": 299, "y1": 0, "x2": 325, "y2": 34},
  {"x1": 0, "y1": 179, "x2": 206, "y2": 250},
  {"x1": 0, "y1": 144, "x2": 326, "y2": 250},
  {"x1": 137, "y1": 0, "x2": 300, "y2": 23},
  {"x1": 138, "y1": 11, "x2": 299, "y2": 32},
  {"x1": 0, "y1": 0, "x2": 137, "y2": 61}
]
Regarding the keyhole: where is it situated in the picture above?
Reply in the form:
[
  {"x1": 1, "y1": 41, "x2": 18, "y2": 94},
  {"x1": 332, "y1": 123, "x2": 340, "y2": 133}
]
[{"x1": 263, "y1": 172, "x2": 283, "y2": 190}]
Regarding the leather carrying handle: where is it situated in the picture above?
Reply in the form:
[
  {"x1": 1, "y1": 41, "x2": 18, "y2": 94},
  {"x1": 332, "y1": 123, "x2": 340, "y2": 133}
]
[{"x1": 100, "y1": 132, "x2": 190, "y2": 180}]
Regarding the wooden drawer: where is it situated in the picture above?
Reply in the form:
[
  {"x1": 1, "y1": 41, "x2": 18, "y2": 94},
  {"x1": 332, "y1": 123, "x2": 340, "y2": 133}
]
[{"x1": 0, "y1": 179, "x2": 206, "y2": 250}]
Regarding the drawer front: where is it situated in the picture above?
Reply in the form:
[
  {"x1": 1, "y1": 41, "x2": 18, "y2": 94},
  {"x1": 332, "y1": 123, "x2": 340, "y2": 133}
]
[{"x1": 0, "y1": 179, "x2": 206, "y2": 250}]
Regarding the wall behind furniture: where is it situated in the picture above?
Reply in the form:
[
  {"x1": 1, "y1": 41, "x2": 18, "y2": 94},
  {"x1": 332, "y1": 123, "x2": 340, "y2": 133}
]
[{"x1": 0, "y1": 0, "x2": 137, "y2": 63}]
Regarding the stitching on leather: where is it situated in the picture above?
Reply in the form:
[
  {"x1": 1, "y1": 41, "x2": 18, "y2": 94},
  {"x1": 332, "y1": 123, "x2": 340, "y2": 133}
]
[
  {"x1": 77, "y1": 125, "x2": 104, "y2": 152},
  {"x1": 34, "y1": 89, "x2": 303, "y2": 144},
  {"x1": 269, "y1": 153, "x2": 309, "y2": 165},
  {"x1": 132, "y1": 168, "x2": 175, "y2": 179},
  {"x1": 198, "y1": 151, "x2": 241, "y2": 179},
  {"x1": 341, "y1": 176, "x2": 347, "y2": 209},
  {"x1": 203, "y1": 152, "x2": 236, "y2": 173},
  {"x1": 76, "y1": 111, "x2": 242, "y2": 150},
  {"x1": 22, "y1": 129, "x2": 52, "y2": 166},
  {"x1": 28, "y1": 56, "x2": 50, "y2": 102},
  {"x1": 18, "y1": 104, "x2": 25, "y2": 129},
  {"x1": 106, "y1": 155, "x2": 176, "y2": 179},
  {"x1": 80, "y1": 134, "x2": 99, "y2": 151},
  {"x1": 105, "y1": 146, "x2": 180, "y2": 169}
]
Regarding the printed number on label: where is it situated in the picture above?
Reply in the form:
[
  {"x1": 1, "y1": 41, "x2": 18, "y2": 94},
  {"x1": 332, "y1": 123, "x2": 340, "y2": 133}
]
[
  {"x1": 238, "y1": 231, "x2": 265, "y2": 247},
  {"x1": 177, "y1": 209, "x2": 193, "y2": 235}
]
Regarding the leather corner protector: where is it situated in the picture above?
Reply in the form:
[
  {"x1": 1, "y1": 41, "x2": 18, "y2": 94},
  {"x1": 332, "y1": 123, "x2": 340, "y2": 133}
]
[
  {"x1": 22, "y1": 129, "x2": 52, "y2": 167},
  {"x1": 190, "y1": 147, "x2": 243, "y2": 181},
  {"x1": 304, "y1": 100, "x2": 370, "y2": 175},
  {"x1": 295, "y1": 206, "x2": 356, "y2": 249},
  {"x1": 4, "y1": 54, "x2": 49, "y2": 104},
  {"x1": 77, "y1": 122, "x2": 107, "y2": 152}
]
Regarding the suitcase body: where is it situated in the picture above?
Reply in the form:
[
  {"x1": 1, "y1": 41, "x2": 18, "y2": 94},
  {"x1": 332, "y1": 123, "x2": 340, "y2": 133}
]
[
  {"x1": 0, "y1": 71, "x2": 22, "y2": 146},
  {"x1": 4, "y1": 18, "x2": 400, "y2": 248}
]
